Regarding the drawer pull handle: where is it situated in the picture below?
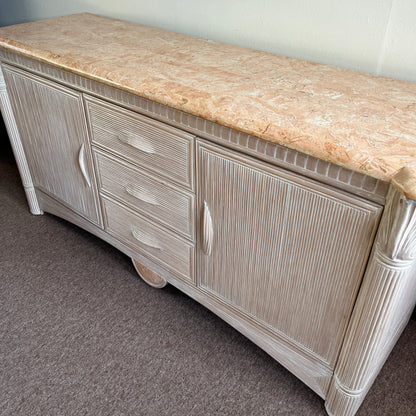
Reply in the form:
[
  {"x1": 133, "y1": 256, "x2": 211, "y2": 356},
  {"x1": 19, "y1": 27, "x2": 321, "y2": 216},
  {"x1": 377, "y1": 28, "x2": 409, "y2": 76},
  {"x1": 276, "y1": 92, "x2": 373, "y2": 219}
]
[
  {"x1": 118, "y1": 132, "x2": 155, "y2": 154},
  {"x1": 131, "y1": 227, "x2": 162, "y2": 251},
  {"x1": 202, "y1": 201, "x2": 213, "y2": 256},
  {"x1": 78, "y1": 144, "x2": 91, "y2": 187},
  {"x1": 124, "y1": 184, "x2": 159, "y2": 206}
]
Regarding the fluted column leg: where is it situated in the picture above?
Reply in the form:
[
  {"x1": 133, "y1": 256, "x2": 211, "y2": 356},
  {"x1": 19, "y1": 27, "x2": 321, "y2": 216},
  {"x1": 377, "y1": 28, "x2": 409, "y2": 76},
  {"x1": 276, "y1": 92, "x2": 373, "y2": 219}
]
[
  {"x1": 325, "y1": 181, "x2": 416, "y2": 416},
  {"x1": 0, "y1": 65, "x2": 42, "y2": 214}
]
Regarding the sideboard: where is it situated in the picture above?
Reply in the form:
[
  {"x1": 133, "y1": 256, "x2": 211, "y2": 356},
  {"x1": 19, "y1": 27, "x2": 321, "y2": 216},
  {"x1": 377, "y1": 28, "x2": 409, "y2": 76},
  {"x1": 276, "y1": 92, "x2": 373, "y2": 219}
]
[{"x1": 0, "y1": 14, "x2": 415, "y2": 416}]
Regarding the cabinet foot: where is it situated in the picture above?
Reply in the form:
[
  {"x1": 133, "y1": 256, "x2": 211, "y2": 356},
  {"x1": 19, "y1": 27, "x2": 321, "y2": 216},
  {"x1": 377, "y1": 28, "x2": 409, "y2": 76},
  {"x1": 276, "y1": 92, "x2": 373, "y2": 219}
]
[
  {"x1": 132, "y1": 258, "x2": 167, "y2": 288},
  {"x1": 325, "y1": 377, "x2": 365, "y2": 416},
  {"x1": 24, "y1": 185, "x2": 43, "y2": 215}
]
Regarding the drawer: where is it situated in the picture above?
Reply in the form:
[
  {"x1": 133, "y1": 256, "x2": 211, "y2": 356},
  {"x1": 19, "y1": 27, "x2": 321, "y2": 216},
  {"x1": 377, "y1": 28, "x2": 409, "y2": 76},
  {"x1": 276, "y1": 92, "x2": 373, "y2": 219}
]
[
  {"x1": 85, "y1": 95, "x2": 195, "y2": 189},
  {"x1": 94, "y1": 150, "x2": 195, "y2": 240},
  {"x1": 103, "y1": 196, "x2": 194, "y2": 282}
]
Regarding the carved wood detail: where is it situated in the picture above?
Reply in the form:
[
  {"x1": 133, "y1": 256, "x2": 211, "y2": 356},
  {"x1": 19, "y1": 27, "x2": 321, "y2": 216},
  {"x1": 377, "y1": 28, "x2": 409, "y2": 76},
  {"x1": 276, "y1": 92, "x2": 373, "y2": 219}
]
[{"x1": 377, "y1": 187, "x2": 416, "y2": 261}]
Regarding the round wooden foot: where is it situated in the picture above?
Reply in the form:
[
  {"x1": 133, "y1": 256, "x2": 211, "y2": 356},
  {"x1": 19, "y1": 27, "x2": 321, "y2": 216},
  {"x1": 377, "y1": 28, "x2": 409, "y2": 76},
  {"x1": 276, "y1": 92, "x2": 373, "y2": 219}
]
[{"x1": 132, "y1": 259, "x2": 167, "y2": 288}]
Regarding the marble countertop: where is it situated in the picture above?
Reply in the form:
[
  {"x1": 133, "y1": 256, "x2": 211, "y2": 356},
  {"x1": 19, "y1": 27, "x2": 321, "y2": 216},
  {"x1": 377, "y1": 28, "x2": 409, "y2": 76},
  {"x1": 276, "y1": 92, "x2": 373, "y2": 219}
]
[{"x1": 1, "y1": 13, "x2": 416, "y2": 199}]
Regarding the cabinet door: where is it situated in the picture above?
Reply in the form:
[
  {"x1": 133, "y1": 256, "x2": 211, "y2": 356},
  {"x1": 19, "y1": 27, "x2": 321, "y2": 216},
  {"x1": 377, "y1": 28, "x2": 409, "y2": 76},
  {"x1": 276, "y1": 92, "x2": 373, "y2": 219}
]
[
  {"x1": 197, "y1": 141, "x2": 382, "y2": 367},
  {"x1": 3, "y1": 65, "x2": 101, "y2": 225}
]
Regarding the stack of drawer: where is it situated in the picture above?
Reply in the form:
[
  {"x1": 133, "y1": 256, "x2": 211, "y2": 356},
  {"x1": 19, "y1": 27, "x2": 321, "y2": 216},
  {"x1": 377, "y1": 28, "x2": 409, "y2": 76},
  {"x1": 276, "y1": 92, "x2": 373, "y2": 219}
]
[{"x1": 85, "y1": 96, "x2": 196, "y2": 283}]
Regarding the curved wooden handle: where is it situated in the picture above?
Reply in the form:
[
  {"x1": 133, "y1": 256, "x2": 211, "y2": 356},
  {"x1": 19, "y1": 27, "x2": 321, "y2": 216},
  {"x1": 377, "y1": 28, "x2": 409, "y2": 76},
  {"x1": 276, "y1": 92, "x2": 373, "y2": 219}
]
[
  {"x1": 78, "y1": 143, "x2": 91, "y2": 187},
  {"x1": 202, "y1": 201, "x2": 213, "y2": 256},
  {"x1": 118, "y1": 132, "x2": 155, "y2": 154},
  {"x1": 131, "y1": 227, "x2": 162, "y2": 250},
  {"x1": 124, "y1": 184, "x2": 159, "y2": 206}
]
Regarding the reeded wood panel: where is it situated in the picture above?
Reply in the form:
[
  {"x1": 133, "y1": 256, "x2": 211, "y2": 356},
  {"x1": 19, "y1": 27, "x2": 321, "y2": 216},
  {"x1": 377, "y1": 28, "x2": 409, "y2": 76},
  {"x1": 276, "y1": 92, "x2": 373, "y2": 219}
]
[
  {"x1": 2, "y1": 65, "x2": 101, "y2": 225},
  {"x1": 85, "y1": 95, "x2": 195, "y2": 190},
  {"x1": 0, "y1": 65, "x2": 41, "y2": 214},
  {"x1": 103, "y1": 196, "x2": 194, "y2": 282},
  {"x1": 94, "y1": 149, "x2": 195, "y2": 239},
  {"x1": 198, "y1": 141, "x2": 382, "y2": 366},
  {"x1": 326, "y1": 187, "x2": 416, "y2": 415}
]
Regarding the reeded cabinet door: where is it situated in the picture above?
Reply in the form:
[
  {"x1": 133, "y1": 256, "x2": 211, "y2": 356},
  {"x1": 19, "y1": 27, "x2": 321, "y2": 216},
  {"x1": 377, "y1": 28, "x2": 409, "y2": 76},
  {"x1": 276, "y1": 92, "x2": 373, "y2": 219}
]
[
  {"x1": 3, "y1": 65, "x2": 101, "y2": 225},
  {"x1": 197, "y1": 141, "x2": 382, "y2": 367}
]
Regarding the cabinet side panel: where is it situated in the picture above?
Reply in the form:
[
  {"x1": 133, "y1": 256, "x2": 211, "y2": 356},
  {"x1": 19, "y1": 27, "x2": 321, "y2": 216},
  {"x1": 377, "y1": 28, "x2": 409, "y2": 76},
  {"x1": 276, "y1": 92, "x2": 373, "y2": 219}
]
[
  {"x1": 198, "y1": 142, "x2": 381, "y2": 366},
  {"x1": 0, "y1": 64, "x2": 42, "y2": 214}
]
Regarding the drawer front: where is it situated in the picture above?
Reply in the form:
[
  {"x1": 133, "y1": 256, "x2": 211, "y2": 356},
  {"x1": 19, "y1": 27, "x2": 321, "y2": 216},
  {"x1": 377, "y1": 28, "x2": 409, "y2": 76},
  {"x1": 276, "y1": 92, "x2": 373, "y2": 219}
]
[
  {"x1": 103, "y1": 196, "x2": 194, "y2": 282},
  {"x1": 85, "y1": 96, "x2": 194, "y2": 189},
  {"x1": 95, "y1": 150, "x2": 195, "y2": 239}
]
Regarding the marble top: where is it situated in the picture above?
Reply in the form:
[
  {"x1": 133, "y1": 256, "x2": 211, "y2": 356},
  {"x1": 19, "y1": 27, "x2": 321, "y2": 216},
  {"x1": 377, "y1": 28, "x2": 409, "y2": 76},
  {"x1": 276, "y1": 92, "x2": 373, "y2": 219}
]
[{"x1": 1, "y1": 13, "x2": 416, "y2": 199}]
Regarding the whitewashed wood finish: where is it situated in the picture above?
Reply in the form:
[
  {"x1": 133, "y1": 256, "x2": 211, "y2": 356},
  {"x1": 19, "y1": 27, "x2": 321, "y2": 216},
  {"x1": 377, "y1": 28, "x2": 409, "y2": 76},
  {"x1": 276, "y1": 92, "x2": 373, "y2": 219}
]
[
  {"x1": 103, "y1": 196, "x2": 194, "y2": 282},
  {"x1": 78, "y1": 143, "x2": 92, "y2": 187},
  {"x1": 34, "y1": 188, "x2": 180, "y2": 283},
  {"x1": 0, "y1": 65, "x2": 42, "y2": 215},
  {"x1": 93, "y1": 149, "x2": 195, "y2": 240},
  {"x1": 30, "y1": 186, "x2": 334, "y2": 398},
  {"x1": 2, "y1": 50, "x2": 416, "y2": 416},
  {"x1": 0, "y1": 50, "x2": 389, "y2": 204},
  {"x1": 325, "y1": 185, "x2": 416, "y2": 416},
  {"x1": 197, "y1": 140, "x2": 382, "y2": 367},
  {"x1": 85, "y1": 95, "x2": 195, "y2": 190},
  {"x1": 2, "y1": 65, "x2": 102, "y2": 225},
  {"x1": 201, "y1": 201, "x2": 213, "y2": 256}
]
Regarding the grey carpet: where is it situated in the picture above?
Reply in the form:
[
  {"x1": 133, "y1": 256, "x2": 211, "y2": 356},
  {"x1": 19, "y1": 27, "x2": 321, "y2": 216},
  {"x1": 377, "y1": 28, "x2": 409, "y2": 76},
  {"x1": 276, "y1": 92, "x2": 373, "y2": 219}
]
[{"x1": 0, "y1": 154, "x2": 415, "y2": 416}]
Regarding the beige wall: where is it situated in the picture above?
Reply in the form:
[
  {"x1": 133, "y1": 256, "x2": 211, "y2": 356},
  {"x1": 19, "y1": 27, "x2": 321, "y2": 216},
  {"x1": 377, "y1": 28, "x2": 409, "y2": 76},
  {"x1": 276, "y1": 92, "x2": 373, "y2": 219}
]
[{"x1": 0, "y1": 0, "x2": 415, "y2": 82}]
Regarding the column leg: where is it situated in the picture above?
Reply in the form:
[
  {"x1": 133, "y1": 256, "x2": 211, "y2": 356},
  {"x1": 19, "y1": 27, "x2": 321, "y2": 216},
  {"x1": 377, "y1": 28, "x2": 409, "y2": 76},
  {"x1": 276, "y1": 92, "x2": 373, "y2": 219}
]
[
  {"x1": 0, "y1": 65, "x2": 42, "y2": 215},
  {"x1": 325, "y1": 183, "x2": 416, "y2": 416}
]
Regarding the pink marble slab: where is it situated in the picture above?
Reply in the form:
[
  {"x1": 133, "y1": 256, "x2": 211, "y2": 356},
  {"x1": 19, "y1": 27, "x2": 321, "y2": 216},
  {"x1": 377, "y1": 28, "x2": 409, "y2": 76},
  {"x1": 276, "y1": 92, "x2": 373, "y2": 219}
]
[{"x1": 1, "y1": 13, "x2": 416, "y2": 198}]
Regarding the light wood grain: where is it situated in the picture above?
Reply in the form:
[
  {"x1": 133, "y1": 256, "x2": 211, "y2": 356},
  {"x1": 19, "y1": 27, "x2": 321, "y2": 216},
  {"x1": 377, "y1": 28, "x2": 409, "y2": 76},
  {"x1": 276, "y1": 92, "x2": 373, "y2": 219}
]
[
  {"x1": 27, "y1": 187, "x2": 334, "y2": 398},
  {"x1": 0, "y1": 65, "x2": 42, "y2": 215},
  {"x1": 35, "y1": 188, "x2": 184, "y2": 284},
  {"x1": 85, "y1": 95, "x2": 195, "y2": 190},
  {"x1": 326, "y1": 186, "x2": 416, "y2": 416},
  {"x1": 2, "y1": 38, "x2": 416, "y2": 416},
  {"x1": 197, "y1": 140, "x2": 382, "y2": 367},
  {"x1": 103, "y1": 195, "x2": 194, "y2": 282},
  {"x1": 94, "y1": 149, "x2": 195, "y2": 240},
  {"x1": 2, "y1": 65, "x2": 102, "y2": 226}
]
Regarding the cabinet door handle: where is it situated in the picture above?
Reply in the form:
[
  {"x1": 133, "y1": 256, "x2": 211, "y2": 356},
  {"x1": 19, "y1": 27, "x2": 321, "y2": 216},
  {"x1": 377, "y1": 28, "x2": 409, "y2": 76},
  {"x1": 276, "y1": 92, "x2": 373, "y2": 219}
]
[
  {"x1": 131, "y1": 227, "x2": 162, "y2": 251},
  {"x1": 118, "y1": 132, "x2": 155, "y2": 154},
  {"x1": 78, "y1": 143, "x2": 91, "y2": 187},
  {"x1": 202, "y1": 201, "x2": 213, "y2": 256},
  {"x1": 124, "y1": 184, "x2": 159, "y2": 206}
]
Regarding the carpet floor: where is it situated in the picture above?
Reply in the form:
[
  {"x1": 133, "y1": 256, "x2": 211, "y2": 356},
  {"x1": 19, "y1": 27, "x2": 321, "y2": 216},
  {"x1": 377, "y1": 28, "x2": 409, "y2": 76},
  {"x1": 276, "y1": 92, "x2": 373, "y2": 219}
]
[{"x1": 0, "y1": 154, "x2": 415, "y2": 416}]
